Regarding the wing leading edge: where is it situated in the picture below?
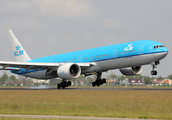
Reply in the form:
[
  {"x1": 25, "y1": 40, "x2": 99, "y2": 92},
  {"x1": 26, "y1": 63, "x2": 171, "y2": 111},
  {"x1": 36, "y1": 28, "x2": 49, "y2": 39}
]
[{"x1": 0, "y1": 61, "x2": 92, "y2": 71}]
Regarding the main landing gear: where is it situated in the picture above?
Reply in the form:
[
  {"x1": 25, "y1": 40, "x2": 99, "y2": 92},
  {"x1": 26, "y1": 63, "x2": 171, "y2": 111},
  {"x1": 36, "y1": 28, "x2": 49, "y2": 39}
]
[
  {"x1": 92, "y1": 72, "x2": 106, "y2": 87},
  {"x1": 151, "y1": 70, "x2": 157, "y2": 76},
  {"x1": 150, "y1": 61, "x2": 159, "y2": 76},
  {"x1": 57, "y1": 80, "x2": 71, "y2": 89}
]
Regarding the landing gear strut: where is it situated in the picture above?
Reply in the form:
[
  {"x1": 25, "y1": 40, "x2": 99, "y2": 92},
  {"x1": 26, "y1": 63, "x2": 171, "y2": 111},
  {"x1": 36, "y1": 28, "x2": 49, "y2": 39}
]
[
  {"x1": 92, "y1": 72, "x2": 106, "y2": 87},
  {"x1": 151, "y1": 62, "x2": 158, "y2": 76},
  {"x1": 57, "y1": 80, "x2": 71, "y2": 89}
]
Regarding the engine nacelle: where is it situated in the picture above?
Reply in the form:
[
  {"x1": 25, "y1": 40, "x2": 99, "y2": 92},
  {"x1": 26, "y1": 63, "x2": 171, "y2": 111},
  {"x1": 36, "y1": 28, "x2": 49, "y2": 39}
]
[
  {"x1": 119, "y1": 66, "x2": 143, "y2": 76},
  {"x1": 57, "y1": 63, "x2": 81, "y2": 79}
]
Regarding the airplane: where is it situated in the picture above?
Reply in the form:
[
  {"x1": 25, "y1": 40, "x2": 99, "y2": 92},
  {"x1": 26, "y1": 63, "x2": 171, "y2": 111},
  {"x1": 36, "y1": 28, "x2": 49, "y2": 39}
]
[{"x1": 0, "y1": 30, "x2": 168, "y2": 89}]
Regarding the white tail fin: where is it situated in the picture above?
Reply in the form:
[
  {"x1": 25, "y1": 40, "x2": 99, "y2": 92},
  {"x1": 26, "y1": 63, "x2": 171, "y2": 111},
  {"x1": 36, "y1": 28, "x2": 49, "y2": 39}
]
[{"x1": 8, "y1": 30, "x2": 31, "y2": 62}]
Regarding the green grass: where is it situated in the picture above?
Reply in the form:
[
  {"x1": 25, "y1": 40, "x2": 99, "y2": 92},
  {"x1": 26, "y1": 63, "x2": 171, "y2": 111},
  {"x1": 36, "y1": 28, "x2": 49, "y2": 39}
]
[
  {"x1": 0, "y1": 89, "x2": 172, "y2": 119},
  {"x1": 0, "y1": 117, "x2": 76, "y2": 120}
]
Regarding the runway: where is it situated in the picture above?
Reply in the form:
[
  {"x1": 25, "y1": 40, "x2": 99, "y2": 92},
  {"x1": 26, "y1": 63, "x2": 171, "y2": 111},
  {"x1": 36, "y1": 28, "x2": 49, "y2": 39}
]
[
  {"x1": 0, "y1": 87, "x2": 172, "y2": 90},
  {"x1": 0, "y1": 114, "x2": 158, "y2": 120}
]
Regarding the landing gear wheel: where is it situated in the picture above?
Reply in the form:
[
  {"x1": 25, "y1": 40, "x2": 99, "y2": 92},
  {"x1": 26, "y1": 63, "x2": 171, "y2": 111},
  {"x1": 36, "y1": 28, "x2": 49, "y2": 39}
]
[
  {"x1": 92, "y1": 82, "x2": 96, "y2": 87},
  {"x1": 94, "y1": 79, "x2": 106, "y2": 87},
  {"x1": 57, "y1": 80, "x2": 71, "y2": 89},
  {"x1": 97, "y1": 83, "x2": 100, "y2": 87},
  {"x1": 91, "y1": 72, "x2": 107, "y2": 87},
  {"x1": 102, "y1": 78, "x2": 106, "y2": 84},
  {"x1": 68, "y1": 81, "x2": 72, "y2": 86},
  {"x1": 57, "y1": 84, "x2": 61, "y2": 89},
  {"x1": 154, "y1": 71, "x2": 157, "y2": 75},
  {"x1": 151, "y1": 71, "x2": 157, "y2": 75},
  {"x1": 151, "y1": 71, "x2": 154, "y2": 75},
  {"x1": 95, "y1": 79, "x2": 100, "y2": 87}
]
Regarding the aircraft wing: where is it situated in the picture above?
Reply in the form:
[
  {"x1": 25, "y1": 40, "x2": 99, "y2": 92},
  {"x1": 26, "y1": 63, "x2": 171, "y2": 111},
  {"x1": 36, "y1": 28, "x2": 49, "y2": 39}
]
[{"x1": 0, "y1": 61, "x2": 93, "y2": 71}]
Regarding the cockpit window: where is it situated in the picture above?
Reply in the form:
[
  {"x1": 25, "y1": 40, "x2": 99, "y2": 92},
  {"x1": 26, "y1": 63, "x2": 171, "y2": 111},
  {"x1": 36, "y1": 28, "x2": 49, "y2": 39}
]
[{"x1": 154, "y1": 45, "x2": 165, "y2": 49}]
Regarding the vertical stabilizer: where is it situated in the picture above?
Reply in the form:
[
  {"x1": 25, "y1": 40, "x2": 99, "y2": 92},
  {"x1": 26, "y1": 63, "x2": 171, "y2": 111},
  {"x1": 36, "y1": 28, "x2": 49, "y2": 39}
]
[{"x1": 8, "y1": 30, "x2": 31, "y2": 62}]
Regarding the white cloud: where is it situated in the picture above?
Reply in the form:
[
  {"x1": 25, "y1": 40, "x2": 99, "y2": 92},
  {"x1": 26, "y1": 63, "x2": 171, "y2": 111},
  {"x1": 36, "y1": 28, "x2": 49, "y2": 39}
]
[
  {"x1": 0, "y1": 0, "x2": 43, "y2": 31},
  {"x1": 9, "y1": 18, "x2": 44, "y2": 31},
  {"x1": 0, "y1": 18, "x2": 44, "y2": 32},
  {"x1": 103, "y1": 19, "x2": 123, "y2": 29},
  {"x1": 82, "y1": 33, "x2": 94, "y2": 40},
  {"x1": 32, "y1": 0, "x2": 99, "y2": 18},
  {"x1": 0, "y1": 0, "x2": 38, "y2": 13},
  {"x1": 47, "y1": 34, "x2": 74, "y2": 43}
]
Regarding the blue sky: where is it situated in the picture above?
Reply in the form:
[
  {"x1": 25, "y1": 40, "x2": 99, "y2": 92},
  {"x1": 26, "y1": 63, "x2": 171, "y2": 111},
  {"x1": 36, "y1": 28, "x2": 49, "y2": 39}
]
[{"x1": 0, "y1": 0, "x2": 172, "y2": 77}]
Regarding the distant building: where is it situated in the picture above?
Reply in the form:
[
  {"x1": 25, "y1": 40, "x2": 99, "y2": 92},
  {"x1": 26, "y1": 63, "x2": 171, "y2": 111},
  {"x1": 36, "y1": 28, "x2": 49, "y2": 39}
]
[
  {"x1": 33, "y1": 79, "x2": 50, "y2": 86},
  {"x1": 160, "y1": 79, "x2": 172, "y2": 85},
  {"x1": 154, "y1": 79, "x2": 160, "y2": 85},
  {"x1": 120, "y1": 78, "x2": 129, "y2": 85},
  {"x1": 129, "y1": 79, "x2": 143, "y2": 85},
  {"x1": 105, "y1": 80, "x2": 115, "y2": 85}
]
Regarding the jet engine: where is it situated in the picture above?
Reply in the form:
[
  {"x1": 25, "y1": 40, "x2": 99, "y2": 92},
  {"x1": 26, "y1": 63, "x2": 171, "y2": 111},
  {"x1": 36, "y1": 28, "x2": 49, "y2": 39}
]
[
  {"x1": 57, "y1": 63, "x2": 81, "y2": 79},
  {"x1": 119, "y1": 66, "x2": 143, "y2": 76}
]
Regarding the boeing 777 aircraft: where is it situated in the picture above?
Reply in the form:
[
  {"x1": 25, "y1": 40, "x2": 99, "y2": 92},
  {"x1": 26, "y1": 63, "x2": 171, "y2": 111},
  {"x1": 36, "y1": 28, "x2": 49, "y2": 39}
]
[{"x1": 0, "y1": 30, "x2": 168, "y2": 89}]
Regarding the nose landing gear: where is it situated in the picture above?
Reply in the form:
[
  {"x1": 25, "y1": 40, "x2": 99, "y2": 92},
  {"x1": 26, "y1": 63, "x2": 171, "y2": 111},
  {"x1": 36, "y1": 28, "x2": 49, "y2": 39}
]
[
  {"x1": 92, "y1": 72, "x2": 106, "y2": 87},
  {"x1": 150, "y1": 62, "x2": 159, "y2": 76},
  {"x1": 151, "y1": 70, "x2": 157, "y2": 75}
]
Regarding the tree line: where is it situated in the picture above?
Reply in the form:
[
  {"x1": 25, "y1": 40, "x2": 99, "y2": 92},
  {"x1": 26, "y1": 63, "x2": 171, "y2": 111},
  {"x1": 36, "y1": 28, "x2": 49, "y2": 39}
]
[
  {"x1": 0, "y1": 74, "x2": 32, "y2": 86},
  {"x1": 0, "y1": 73, "x2": 172, "y2": 86},
  {"x1": 0, "y1": 74, "x2": 16, "y2": 85},
  {"x1": 51, "y1": 74, "x2": 172, "y2": 86},
  {"x1": 106, "y1": 73, "x2": 172, "y2": 85}
]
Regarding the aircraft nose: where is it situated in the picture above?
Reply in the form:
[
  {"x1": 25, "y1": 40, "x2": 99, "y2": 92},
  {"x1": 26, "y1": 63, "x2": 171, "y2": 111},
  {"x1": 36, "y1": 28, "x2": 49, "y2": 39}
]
[
  {"x1": 154, "y1": 47, "x2": 168, "y2": 61},
  {"x1": 164, "y1": 51, "x2": 168, "y2": 57},
  {"x1": 163, "y1": 46, "x2": 168, "y2": 56},
  {"x1": 156, "y1": 51, "x2": 168, "y2": 60},
  {"x1": 164, "y1": 47, "x2": 169, "y2": 56},
  {"x1": 165, "y1": 47, "x2": 169, "y2": 53}
]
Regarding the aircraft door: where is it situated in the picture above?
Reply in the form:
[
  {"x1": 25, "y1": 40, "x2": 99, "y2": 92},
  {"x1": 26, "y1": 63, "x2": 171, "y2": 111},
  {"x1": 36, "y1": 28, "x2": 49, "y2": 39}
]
[
  {"x1": 138, "y1": 45, "x2": 144, "y2": 55},
  {"x1": 113, "y1": 49, "x2": 117, "y2": 58},
  {"x1": 77, "y1": 55, "x2": 82, "y2": 63}
]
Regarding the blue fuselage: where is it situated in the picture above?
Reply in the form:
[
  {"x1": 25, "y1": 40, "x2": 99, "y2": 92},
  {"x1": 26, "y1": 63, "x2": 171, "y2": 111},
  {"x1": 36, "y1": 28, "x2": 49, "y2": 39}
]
[{"x1": 29, "y1": 40, "x2": 168, "y2": 63}]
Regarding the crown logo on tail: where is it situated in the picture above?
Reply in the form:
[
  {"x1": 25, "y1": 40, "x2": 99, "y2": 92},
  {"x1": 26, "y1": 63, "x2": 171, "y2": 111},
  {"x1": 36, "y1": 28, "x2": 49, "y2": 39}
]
[{"x1": 15, "y1": 45, "x2": 21, "y2": 50}]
